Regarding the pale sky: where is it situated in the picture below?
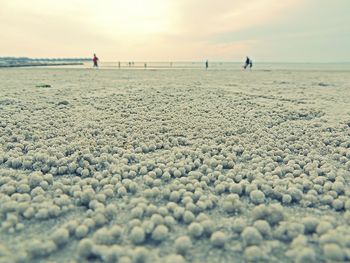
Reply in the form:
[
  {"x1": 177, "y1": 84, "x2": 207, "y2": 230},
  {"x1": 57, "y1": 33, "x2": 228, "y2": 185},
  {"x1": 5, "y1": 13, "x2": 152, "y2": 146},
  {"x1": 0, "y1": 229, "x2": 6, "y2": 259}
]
[{"x1": 0, "y1": 0, "x2": 349, "y2": 62}]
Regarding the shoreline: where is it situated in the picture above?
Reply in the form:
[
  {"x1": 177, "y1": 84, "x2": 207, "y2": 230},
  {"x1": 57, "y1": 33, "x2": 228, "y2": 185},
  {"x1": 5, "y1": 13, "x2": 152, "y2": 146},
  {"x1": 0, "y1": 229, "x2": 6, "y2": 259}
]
[{"x1": 0, "y1": 62, "x2": 84, "y2": 68}]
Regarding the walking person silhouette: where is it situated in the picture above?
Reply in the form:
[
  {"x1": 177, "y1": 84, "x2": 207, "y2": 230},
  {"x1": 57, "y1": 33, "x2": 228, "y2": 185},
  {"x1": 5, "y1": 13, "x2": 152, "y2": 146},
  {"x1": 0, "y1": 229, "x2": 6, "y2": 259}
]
[{"x1": 93, "y1": 54, "x2": 99, "y2": 68}]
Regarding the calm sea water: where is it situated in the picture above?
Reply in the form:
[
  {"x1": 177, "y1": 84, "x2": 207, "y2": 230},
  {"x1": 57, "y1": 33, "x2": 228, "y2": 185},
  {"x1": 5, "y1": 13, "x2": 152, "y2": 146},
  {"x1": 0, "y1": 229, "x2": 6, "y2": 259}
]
[
  {"x1": 82, "y1": 62, "x2": 350, "y2": 71},
  {"x1": 33, "y1": 61, "x2": 350, "y2": 71}
]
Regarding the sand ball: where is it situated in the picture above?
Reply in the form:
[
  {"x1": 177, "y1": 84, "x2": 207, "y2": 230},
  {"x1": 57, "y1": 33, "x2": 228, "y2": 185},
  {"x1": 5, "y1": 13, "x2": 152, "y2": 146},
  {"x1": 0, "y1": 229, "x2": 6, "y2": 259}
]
[
  {"x1": 105, "y1": 204, "x2": 118, "y2": 219},
  {"x1": 81, "y1": 168, "x2": 90, "y2": 177},
  {"x1": 173, "y1": 207, "x2": 185, "y2": 220},
  {"x1": 93, "y1": 227, "x2": 115, "y2": 245},
  {"x1": 253, "y1": 220, "x2": 271, "y2": 237},
  {"x1": 119, "y1": 256, "x2": 132, "y2": 263},
  {"x1": 77, "y1": 238, "x2": 94, "y2": 258},
  {"x1": 295, "y1": 247, "x2": 316, "y2": 263},
  {"x1": 188, "y1": 222, "x2": 204, "y2": 238},
  {"x1": 241, "y1": 227, "x2": 263, "y2": 246},
  {"x1": 154, "y1": 167, "x2": 163, "y2": 177},
  {"x1": 214, "y1": 183, "x2": 226, "y2": 194},
  {"x1": 65, "y1": 219, "x2": 79, "y2": 235},
  {"x1": 196, "y1": 213, "x2": 209, "y2": 222},
  {"x1": 282, "y1": 194, "x2": 292, "y2": 205},
  {"x1": 163, "y1": 254, "x2": 186, "y2": 263},
  {"x1": 158, "y1": 206, "x2": 169, "y2": 217},
  {"x1": 291, "y1": 235, "x2": 308, "y2": 248},
  {"x1": 110, "y1": 225, "x2": 123, "y2": 239},
  {"x1": 130, "y1": 226, "x2": 145, "y2": 244},
  {"x1": 128, "y1": 219, "x2": 142, "y2": 228},
  {"x1": 83, "y1": 218, "x2": 96, "y2": 230},
  {"x1": 145, "y1": 204, "x2": 158, "y2": 216},
  {"x1": 23, "y1": 207, "x2": 35, "y2": 219},
  {"x1": 332, "y1": 199, "x2": 344, "y2": 211},
  {"x1": 345, "y1": 200, "x2": 350, "y2": 211},
  {"x1": 51, "y1": 228, "x2": 69, "y2": 246},
  {"x1": 2, "y1": 185, "x2": 16, "y2": 195},
  {"x1": 75, "y1": 225, "x2": 89, "y2": 239},
  {"x1": 210, "y1": 231, "x2": 227, "y2": 248},
  {"x1": 287, "y1": 187, "x2": 303, "y2": 202},
  {"x1": 320, "y1": 195, "x2": 334, "y2": 206},
  {"x1": 164, "y1": 215, "x2": 176, "y2": 228},
  {"x1": 95, "y1": 193, "x2": 106, "y2": 204},
  {"x1": 245, "y1": 184, "x2": 258, "y2": 195},
  {"x1": 27, "y1": 239, "x2": 57, "y2": 258},
  {"x1": 244, "y1": 246, "x2": 264, "y2": 262},
  {"x1": 117, "y1": 186, "x2": 128, "y2": 197},
  {"x1": 173, "y1": 170, "x2": 182, "y2": 178},
  {"x1": 182, "y1": 196, "x2": 193, "y2": 205},
  {"x1": 301, "y1": 217, "x2": 319, "y2": 234},
  {"x1": 169, "y1": 191, "x2": 181, "y2": 203},
  {"x1": 80, "y1": 189, "x2": 95, "y2": 206},
  {"x1": 17, "y1": 183, "x2": 30, "y2": 194},
  {"x1": 29, "y1": 172, "x2": 43, "y2": 188},
  {"x1": 141, "y1": 220, "x2": 154, "y2": 235},
  {"x1": 328, "y1": 190, "x2": 338, "y2": 199},
  {"x1": 128, "y1": 182, "x2": 138, "y2": 193},
  {"x1": 151, "y1": 225, "x2": 169, "y2": 242},
  {"x1": 250, "y1": 190, "x2": 265, "y2": 205},
  {"x1": 39, "y1": 180, "x2": 49, "y2": 190},
  {"x1": 151, "y1": 214, "x2": 164, "y2": 225},
  {"x1": 232, "y1": 218, "x2": 247, "y2": 233},
  {"x1": 319, "y1": 232, "x2": 340, "y2": 245},
  {"x1": 175, "y1": 235, "x2": 192, "y2": 254},
  {"x1": 201, "y1": 219, "x2": 215, "y2": 235},
  {"x1": 183, "y1": 211, "x2": 195, "y2": 224},
  {"x1": 162, "y1": 172, "x2": 171, "y2": 181},
  {"x1": 323, "y1": 243, "x2": 345, "y2": 261},
  {"x1": 131, "y1": 207, "x2": 144, "y2": 219},
  {"x1": 31, "y1": 186, "x2": 45, "y2": 197},
  {"x1": 132, "y1": 247, "x2": 149, "y2": 263},
  {"x1": 93, "y1": 213, "x2": 107, "y2": 227},
  {"x1": 286, "y1": 223, "x2": 305, "y2": 239},
  {"x1": 35, "y1": 208, "x2": 49, "y2": 220},
  {"x1": 316, "y1": 221, "x2": 333, "y2": 235},
  {"x1": 252, "y1": 204, "x2": 284, "y2": 226},
  {"x1": 332, "y1": 182, "x2": 345, "y2": 194}
]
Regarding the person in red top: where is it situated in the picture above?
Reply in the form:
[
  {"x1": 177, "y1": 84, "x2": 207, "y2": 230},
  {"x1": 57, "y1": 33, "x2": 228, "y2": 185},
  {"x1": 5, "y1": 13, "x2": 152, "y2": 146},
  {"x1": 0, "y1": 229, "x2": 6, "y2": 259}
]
[{"x1": 93, "y1": 54, "x2": 99, "y2": 67}]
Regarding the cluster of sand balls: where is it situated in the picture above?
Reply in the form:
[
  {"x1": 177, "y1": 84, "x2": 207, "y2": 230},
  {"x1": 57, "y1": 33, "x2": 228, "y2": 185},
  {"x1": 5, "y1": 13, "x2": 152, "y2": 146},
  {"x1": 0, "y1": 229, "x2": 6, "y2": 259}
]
[{"x1": 0, "y1": 69, "x2": 350, "y2": 262}]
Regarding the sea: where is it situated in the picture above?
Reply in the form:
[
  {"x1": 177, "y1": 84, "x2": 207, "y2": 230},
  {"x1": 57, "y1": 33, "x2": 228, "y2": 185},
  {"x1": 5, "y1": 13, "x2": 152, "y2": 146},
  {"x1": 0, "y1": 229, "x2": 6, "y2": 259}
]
[
  {"x1": 9, "y1": 61, "x2": 349, "y2": 71},
  {"x1": 63, "y1": 61, "x2": 350, "y2": 71}
]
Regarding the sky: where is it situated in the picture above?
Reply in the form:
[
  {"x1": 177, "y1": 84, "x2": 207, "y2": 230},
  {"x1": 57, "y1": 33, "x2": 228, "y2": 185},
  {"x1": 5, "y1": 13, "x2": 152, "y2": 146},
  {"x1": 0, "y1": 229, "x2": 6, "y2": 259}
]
[{"x1": 0, "y1": 0, "x2": 349, "y2": 62}]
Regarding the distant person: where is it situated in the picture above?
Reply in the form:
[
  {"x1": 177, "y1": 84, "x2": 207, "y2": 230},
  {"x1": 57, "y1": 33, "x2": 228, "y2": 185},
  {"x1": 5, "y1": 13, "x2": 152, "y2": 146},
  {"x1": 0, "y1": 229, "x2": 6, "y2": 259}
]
[
  {"x1": 243, "y1": 56, "x2": 250, "y2": 69},
  {"x1": 205, "y1": 60, "x2": 209, "y2": 70},
  {"x1": 93, "y1": 54, "x2": 99, "y2": 68},
  {"x1": 144, "y1": 63, "x2": 147, "y2": 69},
  {"x1": 243, "y1": 56, "x2": 253, "y2": 69},
  {"x1": 118, "y1": 61, "x2": 121, "y2": 68}
]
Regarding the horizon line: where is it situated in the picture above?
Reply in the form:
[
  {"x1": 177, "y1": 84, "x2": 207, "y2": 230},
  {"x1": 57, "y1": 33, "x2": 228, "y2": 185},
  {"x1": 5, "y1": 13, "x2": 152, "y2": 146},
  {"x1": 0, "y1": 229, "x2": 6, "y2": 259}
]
[{"x1": 1, "y1": 56, "x2": 350, "y2": 64}]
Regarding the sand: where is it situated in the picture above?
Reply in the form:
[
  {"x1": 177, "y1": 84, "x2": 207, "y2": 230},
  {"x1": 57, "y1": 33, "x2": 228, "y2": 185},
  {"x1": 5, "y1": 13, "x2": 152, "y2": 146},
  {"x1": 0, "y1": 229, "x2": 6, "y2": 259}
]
[{"x1": 0, "y1": 68, "x2": 350, "y2": 263}]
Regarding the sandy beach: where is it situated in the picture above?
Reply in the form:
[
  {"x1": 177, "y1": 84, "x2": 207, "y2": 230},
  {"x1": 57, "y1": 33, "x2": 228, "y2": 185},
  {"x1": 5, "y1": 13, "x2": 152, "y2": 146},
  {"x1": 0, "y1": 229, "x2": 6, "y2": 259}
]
[{"x1": 0, "y1": 68, "x2": 350, "y2": 262}]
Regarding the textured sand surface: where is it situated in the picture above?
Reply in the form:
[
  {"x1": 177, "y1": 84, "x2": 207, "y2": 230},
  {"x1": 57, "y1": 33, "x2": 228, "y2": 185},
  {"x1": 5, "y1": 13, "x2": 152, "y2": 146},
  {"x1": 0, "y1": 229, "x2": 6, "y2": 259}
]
[{"x1": 0, "y1": 68, "x2": 350, "y2": 263}]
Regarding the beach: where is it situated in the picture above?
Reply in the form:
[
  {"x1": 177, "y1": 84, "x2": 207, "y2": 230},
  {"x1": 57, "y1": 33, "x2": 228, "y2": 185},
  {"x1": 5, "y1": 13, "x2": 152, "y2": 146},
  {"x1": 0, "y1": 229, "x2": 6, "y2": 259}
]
[{"x1": 0, "y1": 67, "x2": 350, "y2": 262}]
